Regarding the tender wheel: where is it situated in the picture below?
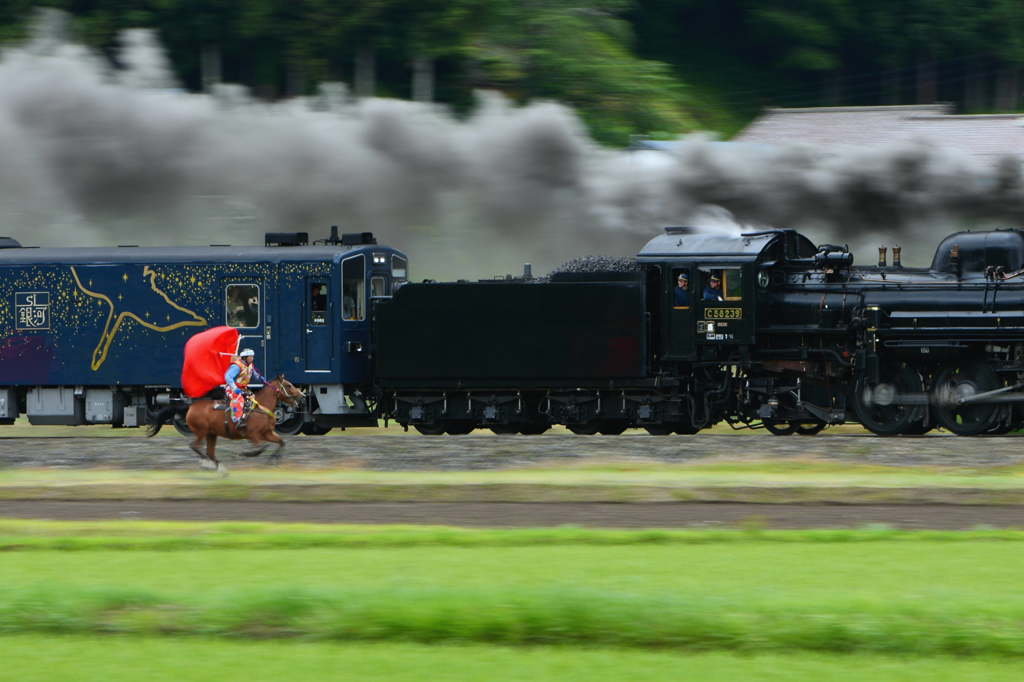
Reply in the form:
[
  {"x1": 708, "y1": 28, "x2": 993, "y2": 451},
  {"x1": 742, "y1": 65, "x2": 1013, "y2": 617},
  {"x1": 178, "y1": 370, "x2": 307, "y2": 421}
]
[
  {"x1": 172, "y1": 411, "x2": 192, "y2": 437},
  {"x1": 853, "y1": 364, "x2": 925, "y2": 436},
  {"x1": 596, "y1": 421, "x2": 628, "y2": 435},
  {"x1": 300, "y1": 422, "x2": 332, "y2": 435},
  {"x1": 933, "y1": 363, "x2": 1000, "y2": 436},
  {"x1": 645, "y1": 426, "x2": 673, "y2": 435},
  {"x1": 414, "y1": 423, "x2": 447, "y2": 435},
  {"x1": 489, "y1": 425, "x2": 520, "y2": 435},
  {"x1": 763, "y1": 420, "x2": 796, "y2": 436},
  {"x1": 794, "y1": 420, "x2": 826, "y2": 436},
  {"x1": 568, "y1": 423, "x2": 600, "y2": 435},
  {"x1": 518, "y1": 423, "x2": 550, "y2": 435},
  {"x1": 444, "y1": 422, "x2": 476, "y2": 435}
]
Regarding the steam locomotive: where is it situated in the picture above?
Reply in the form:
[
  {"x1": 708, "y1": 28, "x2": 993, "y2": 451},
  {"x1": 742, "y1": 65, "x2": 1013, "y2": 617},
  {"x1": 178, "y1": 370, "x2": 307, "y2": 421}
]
[
  {"x1": 1, "y1": 224, "x2": 1022, "y2": 437},
  {"x1": 376, "y1": 226, "x2": 1024, "y2": 437}
]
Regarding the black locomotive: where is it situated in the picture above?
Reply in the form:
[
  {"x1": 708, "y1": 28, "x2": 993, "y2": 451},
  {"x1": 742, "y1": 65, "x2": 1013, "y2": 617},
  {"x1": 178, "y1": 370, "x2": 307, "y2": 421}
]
[{"x1": 375, "y1": 226, "x2": 1024, "y2": 436}]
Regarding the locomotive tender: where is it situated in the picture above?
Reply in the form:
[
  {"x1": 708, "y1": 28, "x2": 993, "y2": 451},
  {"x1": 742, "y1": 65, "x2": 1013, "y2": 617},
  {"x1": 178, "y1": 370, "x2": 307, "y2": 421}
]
[
  {"x1": 0, "y1": 229, "x2": 407, "y2": 434},
  {"x1": 377, "y1": 226, "x2": 1024, "y2": 437},
  {"x1": 1, "y1": 224, "x2": 1022, "y2": 437}
]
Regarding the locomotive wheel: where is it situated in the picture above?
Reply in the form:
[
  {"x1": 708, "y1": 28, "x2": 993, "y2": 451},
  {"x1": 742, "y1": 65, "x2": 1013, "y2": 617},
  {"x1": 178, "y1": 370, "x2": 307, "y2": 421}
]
[
  {"x1": 489, "y1": 425, "x2": 520, "y2": 435},
  {"x1": 413, "y1": 423, "x2": 447, "y2": 435},
  {"x1": 933, "y1": 363, "x2": 1000, "y2": 436},
  {"x1": 900, "y1": 421, "x2": 933, "y2": 435},
  {"x1": 794, "y1": 420, "x2": 826, "y2": 436},
  {"x1": 985, "y1": 407, "x2": 1014, "y2": 434},
  {"x1": 567, "y1": 423, "x2": 601, "y2": 435},
  {"x1": 645, "y1": 426, "x2": 673, "y2": 435},
  {"x1": 853, "y1": 364, "x2": 924, "y2": 436},
  {"x1": 518, "y1": 423, "x2": 550, "y2": 435},
  {"x1": 763, "y1": 421, "x2": 796, "y2": 436}
]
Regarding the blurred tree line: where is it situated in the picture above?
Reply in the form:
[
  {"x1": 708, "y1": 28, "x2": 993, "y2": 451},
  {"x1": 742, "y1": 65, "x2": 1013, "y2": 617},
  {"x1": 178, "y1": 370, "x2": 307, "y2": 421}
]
[{"x1": 3, "y1": 1, "x2": 1024, "y2": 144}]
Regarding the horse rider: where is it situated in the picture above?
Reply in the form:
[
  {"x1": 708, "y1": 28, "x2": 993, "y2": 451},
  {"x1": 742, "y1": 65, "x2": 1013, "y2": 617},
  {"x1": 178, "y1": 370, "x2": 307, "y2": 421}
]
[{"x1": 224, "y1": 348, "x2": 267, "y2": 432}]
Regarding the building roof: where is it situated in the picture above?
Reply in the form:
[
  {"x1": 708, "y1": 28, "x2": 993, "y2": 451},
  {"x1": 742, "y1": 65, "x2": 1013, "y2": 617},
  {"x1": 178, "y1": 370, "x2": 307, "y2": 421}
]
[{"x1": 734, "y1": 104, "x2": 1024, "y2": 159}]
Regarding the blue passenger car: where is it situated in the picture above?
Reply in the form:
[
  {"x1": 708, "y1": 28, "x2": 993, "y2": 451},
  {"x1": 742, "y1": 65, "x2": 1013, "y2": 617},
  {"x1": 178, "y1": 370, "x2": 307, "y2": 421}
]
[{"x1": 0, "y1": 230, "x2": 407, "y2": 433}]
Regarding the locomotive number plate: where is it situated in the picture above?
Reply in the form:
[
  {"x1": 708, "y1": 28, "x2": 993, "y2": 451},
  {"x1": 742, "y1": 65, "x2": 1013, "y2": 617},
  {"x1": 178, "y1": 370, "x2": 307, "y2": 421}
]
[{"x1": 704, "y1": 307, "x2": 742, "y2": 320}]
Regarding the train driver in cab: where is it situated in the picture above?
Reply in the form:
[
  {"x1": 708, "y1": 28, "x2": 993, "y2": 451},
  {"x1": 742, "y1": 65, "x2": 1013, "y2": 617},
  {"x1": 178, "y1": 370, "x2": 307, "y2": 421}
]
[
  {"x1": 674, "y1": 272, "x2": 690, "y2": 307},
  {"x1": 704, "y1": 272, "x2": 724, "y2": 302}
]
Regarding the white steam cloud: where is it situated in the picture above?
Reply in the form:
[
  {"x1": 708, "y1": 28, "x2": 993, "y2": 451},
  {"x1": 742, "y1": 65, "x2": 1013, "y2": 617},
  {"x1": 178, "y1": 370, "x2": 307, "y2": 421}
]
[{"x1": 1, "y1": 13, "x2": 1022, "y2": 276}]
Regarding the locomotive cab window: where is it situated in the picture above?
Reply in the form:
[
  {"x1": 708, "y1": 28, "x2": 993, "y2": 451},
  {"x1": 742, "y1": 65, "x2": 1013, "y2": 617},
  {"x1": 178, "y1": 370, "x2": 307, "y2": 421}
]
[
  {"x1": 370, "y1": 276, "x2": 388, "y2": 299},
  {"x1": 226, "y1": 284, "x2": 260, "y2": 328},
  {"x1": 700, "y1": 269, "x2": 741, "y2": 302},
  {"x1": 342, "y1": 254, "x2": 366, "y2": 321},
  {"x1": 309, "y1": 282, "x2": 328, "y2": 325},
  {"x1": 672, "y1": 269, "x2": 691, "y2": 309}
]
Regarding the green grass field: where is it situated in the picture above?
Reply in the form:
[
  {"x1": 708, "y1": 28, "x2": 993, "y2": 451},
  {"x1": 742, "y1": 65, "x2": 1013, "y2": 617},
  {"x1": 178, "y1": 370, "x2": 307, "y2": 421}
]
[
  {"x1": 2, "y1": 522, "x2": 1024, "y2": 658},
  {"x1": 3, "y1": 635, "x2": 1023, "y2": 682}
]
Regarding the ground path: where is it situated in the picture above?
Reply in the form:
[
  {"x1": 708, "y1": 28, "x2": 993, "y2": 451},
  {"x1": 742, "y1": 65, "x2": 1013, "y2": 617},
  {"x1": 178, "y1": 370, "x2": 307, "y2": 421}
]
[{"x1": 2, "y1": 500, "x2": 1023, "y2": 529}]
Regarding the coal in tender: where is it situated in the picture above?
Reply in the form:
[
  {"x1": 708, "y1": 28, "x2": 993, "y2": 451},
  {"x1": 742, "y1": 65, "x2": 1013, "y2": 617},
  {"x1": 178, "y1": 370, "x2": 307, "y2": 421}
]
[{"x1": 550, "y1": 255, "x2": 640, "y2": 275}]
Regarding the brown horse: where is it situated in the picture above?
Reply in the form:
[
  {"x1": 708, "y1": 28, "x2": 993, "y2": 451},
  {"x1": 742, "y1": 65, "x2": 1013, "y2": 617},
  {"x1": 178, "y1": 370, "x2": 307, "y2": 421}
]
[{"x1": 152, "y1": 375, "x2": 303, "y2": 475}]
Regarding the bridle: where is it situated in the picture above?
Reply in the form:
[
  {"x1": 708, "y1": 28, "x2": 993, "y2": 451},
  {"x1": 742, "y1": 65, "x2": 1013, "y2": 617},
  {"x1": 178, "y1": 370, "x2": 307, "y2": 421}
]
[{"x1": 268, "y1": 378, "x2": 304, "y2": 404}]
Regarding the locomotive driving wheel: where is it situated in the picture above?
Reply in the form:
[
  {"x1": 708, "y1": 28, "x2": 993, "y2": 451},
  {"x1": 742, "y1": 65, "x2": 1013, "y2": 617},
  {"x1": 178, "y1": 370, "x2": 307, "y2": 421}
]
[
  {"x1": 932, "y1": 363, "x2": 1000, "y2": 436},
  {"x1": 852, "y1": 363, "x2": 925, "y2": 436}
]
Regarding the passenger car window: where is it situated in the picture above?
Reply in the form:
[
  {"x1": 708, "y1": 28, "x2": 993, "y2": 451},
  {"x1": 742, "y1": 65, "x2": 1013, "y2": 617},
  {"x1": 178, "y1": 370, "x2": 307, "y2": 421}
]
[
  {"x1": 226, "y1": 284, "x2": 260, "y2": 328},
  {"x1": 310, "y1": 282, "x2": 327, "y2": 325},
  {"x1": 342, "y1": 255, "x2": 366, "y2": 321},
  {"x1": 392, "y1": 255, "x2": 407, "y2": 280}
]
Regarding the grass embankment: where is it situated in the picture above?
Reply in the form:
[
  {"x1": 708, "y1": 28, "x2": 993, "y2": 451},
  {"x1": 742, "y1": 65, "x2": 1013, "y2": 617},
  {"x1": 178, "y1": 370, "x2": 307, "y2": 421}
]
[
  {"x1": 2, "y1": 520, "x2": 1024, "y2": 551},
  {"x1": 4, "y1": 459, "x2": 1024, "y2": 503},
  {"x1": 2, "y1": 521, "x2": 1024, "y2": 656},
  {"x1": 5, "y1": 636, "x2": 1023, "y2": 682}
]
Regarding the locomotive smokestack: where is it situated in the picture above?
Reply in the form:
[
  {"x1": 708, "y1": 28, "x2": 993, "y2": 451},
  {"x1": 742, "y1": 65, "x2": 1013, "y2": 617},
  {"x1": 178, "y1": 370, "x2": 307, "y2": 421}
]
[
  {"x1": 878, "y1": 246, "x2": 887, "y2": 268},
  {"x1": 892, "y1": 245, "x2": 902, "y2": 268}
]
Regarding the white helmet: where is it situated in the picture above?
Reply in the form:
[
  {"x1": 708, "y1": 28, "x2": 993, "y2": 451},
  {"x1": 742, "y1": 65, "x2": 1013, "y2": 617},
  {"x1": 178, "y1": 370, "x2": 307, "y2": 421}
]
[{"x1": 239, "y1": 348, "x2": 255, "y2": 358}]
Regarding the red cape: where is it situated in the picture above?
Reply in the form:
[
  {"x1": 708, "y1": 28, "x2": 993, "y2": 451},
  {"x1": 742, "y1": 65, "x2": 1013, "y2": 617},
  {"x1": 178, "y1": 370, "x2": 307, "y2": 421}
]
[{"x1": 181, "y1": 326, "x2": 240, "y2": 398}]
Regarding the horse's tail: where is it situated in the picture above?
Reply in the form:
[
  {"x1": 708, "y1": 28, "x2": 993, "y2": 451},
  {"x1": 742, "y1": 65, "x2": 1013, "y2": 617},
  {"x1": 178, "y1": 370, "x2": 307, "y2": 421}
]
[{"x1": 146, "y1": 404, "x2": 185, "y2": 437}]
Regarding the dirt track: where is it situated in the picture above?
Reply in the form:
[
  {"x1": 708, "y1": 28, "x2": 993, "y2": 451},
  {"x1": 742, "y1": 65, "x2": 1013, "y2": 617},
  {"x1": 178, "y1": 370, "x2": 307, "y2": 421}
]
[
  {"x1": 1, "y1": 431, "x2": 1023, "y2": 470},
  {"x1": 3, "y1": 432, "x2": 1024, "y2": 528},
  {"x1": 3, "y1": 500, "x2": 1024, "y2": 529}
]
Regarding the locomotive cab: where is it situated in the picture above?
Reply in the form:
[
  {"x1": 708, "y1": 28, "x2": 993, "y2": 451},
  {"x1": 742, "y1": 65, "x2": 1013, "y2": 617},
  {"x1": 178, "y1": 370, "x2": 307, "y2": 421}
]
[{"x1": 639, "y1": 228, "x2": 804, "y2": 361}]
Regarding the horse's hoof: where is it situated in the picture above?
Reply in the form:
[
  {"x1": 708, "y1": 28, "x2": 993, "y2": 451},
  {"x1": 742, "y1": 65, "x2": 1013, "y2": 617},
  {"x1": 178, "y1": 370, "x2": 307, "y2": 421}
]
[
  {"x1": 198, "y1": 459, "x2": 217, "y2": 471},
  {"x1": 216, "y1": 463, "x2": 229, "y2": 477}
]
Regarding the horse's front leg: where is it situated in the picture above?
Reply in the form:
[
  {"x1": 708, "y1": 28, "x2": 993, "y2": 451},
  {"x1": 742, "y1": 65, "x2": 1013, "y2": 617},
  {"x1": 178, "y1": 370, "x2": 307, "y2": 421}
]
[{"x1": 265, "y1": 430, "x2": 285, "y2": 464}]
